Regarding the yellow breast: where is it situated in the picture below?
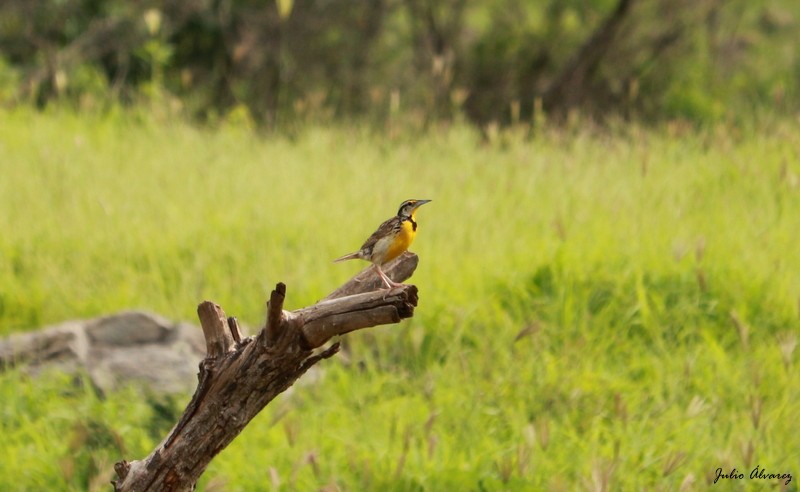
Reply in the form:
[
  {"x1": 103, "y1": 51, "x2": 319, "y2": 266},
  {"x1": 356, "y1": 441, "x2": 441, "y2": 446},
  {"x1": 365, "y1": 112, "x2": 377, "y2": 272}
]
[{"x1": 382, "y1": 218, "x2": 416, "y2": 263}]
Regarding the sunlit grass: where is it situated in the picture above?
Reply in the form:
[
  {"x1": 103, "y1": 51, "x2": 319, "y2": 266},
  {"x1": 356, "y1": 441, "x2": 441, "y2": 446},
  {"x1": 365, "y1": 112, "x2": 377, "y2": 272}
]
[{"x1": 0, "y1": 109, "x2": 798, "y2": 489}]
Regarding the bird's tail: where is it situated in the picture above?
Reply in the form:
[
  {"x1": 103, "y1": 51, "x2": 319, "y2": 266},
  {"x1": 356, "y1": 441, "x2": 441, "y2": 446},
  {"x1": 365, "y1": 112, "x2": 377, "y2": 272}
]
[{"x1": 333, "y1": 251, "x2": 362, "y2": 263}]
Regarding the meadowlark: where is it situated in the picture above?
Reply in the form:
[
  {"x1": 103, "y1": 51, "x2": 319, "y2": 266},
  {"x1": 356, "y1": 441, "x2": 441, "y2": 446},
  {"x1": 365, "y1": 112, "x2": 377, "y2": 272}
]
[{"x1": 334, "y1": 199, "x2": 432, "y2": 289}]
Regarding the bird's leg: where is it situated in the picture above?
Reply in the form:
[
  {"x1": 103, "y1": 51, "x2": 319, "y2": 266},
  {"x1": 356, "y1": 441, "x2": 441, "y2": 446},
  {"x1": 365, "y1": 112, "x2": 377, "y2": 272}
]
[
  {"x1": 374, "y1": 264, "x2": 404, "y2": 289},
  {"x1": 373, "y1": 264, "x2": 394, "y2": 289}
]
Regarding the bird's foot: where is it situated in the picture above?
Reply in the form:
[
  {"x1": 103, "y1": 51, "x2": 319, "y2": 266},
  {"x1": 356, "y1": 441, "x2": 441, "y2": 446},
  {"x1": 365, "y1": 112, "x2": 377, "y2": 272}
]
[
  {"x1": 376, "y1": 266, "x2": 404, "y2": 290},
  {"x1": 379, "y1": 278, "x2": 404, "y2": 290}
]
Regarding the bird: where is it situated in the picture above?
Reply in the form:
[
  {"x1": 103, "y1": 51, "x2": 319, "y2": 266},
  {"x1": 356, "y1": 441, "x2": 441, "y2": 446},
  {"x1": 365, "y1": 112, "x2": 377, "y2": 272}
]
[{"x1": 334, "y1": 199, "x2": 432, "y2": 289}]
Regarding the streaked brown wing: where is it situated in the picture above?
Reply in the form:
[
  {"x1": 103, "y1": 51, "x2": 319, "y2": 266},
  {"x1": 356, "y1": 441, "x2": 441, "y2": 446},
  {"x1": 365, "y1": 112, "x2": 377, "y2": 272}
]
[{"x1": 359, "y1": 216, "x2": 400, "y2": 258}]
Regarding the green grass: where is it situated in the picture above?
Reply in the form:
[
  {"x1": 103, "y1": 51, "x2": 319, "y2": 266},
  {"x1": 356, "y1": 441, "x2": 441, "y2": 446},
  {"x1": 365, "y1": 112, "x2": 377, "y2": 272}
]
[{"x1": 0, "y1": 109, "x2": 798, "y2": 490}]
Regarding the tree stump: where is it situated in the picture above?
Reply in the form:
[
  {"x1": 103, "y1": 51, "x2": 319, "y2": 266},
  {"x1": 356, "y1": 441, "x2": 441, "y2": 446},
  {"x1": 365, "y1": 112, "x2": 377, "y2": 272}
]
[{"x1": 112, "y1": 252, "x2": 420, "y2": 491}]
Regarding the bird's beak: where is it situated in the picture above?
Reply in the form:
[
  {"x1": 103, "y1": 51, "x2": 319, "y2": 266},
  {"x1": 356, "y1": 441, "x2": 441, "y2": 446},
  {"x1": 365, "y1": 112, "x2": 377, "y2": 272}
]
[{"x1": 414, "y1": 199, "x2": 432, "y2": 209}]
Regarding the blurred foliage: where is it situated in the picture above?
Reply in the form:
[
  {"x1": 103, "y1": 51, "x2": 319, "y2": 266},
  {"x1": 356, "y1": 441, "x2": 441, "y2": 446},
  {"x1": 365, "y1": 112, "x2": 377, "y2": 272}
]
[{"x1": 0, "y1": 0, "x2": 797, "y2": 127}]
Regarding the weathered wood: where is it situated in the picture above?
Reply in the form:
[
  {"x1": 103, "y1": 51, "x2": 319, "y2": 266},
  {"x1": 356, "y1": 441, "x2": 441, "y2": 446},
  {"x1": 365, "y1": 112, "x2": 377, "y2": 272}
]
[
  {"x1": 300, "y1": 286, "x2": 418, "y2": 349},
  {"x1": 264, "y1": 282, "x2": 287, "y2": 346},
  {"x1": 226, "y1": 317, "x2": 243, "y2": 344},
  {"x1": 112, "y1": 256, "x2": 420, "y2": 492},
  {"x1": 196, "y1": 302, "x2": 234, "y2": 357},
  {"x1": 323, "y1": 251, "x2": 418, "y2": 300}
]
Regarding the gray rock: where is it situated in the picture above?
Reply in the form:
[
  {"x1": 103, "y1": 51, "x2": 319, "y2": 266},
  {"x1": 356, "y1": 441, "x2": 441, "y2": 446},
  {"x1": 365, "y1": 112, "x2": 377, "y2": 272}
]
[
  {"x1": 0, "y1": 320, "x2": 88, "y2": 367},
  {"x1": 87, "y1": 344, "x2": 201, "y2": 395},
  {"x1": 85, "y1": 311, "x2": 174, "y2": 346},
  {"x1": 0, "y1": 311, "x2": 207, "y2": 394}
]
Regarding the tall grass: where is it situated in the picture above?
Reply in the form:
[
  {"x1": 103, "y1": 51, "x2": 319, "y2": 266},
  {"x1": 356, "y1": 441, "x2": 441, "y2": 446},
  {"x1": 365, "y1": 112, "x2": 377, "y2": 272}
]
[{"x1": 0, "y1": 109, "x2": 798, "y2": 490}]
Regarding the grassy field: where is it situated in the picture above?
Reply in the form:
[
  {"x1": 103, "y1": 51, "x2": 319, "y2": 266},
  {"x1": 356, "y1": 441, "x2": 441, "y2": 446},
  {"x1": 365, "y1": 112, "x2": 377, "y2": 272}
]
[{"x1": 0, "y1": 109, "x2": 798, "y2": 490}]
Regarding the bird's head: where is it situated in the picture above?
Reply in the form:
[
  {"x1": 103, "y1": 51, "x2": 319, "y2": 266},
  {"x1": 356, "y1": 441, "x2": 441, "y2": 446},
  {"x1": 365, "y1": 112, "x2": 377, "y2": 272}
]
[{"x1": 397, "y1": 199, "x2": 432, "y2": 219}]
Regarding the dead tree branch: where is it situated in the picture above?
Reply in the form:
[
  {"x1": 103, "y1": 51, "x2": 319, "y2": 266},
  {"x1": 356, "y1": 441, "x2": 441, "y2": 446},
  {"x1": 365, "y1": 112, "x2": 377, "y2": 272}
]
[
  {"x1": 542, "y1": 0, "x2": 634, "y2": 115},
  {"x1": 323, "y1": 251, "x2": 418, "y2": 300},
  {"x1": 112, "y1": 253, "x2": 419, "y2": 491}
]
